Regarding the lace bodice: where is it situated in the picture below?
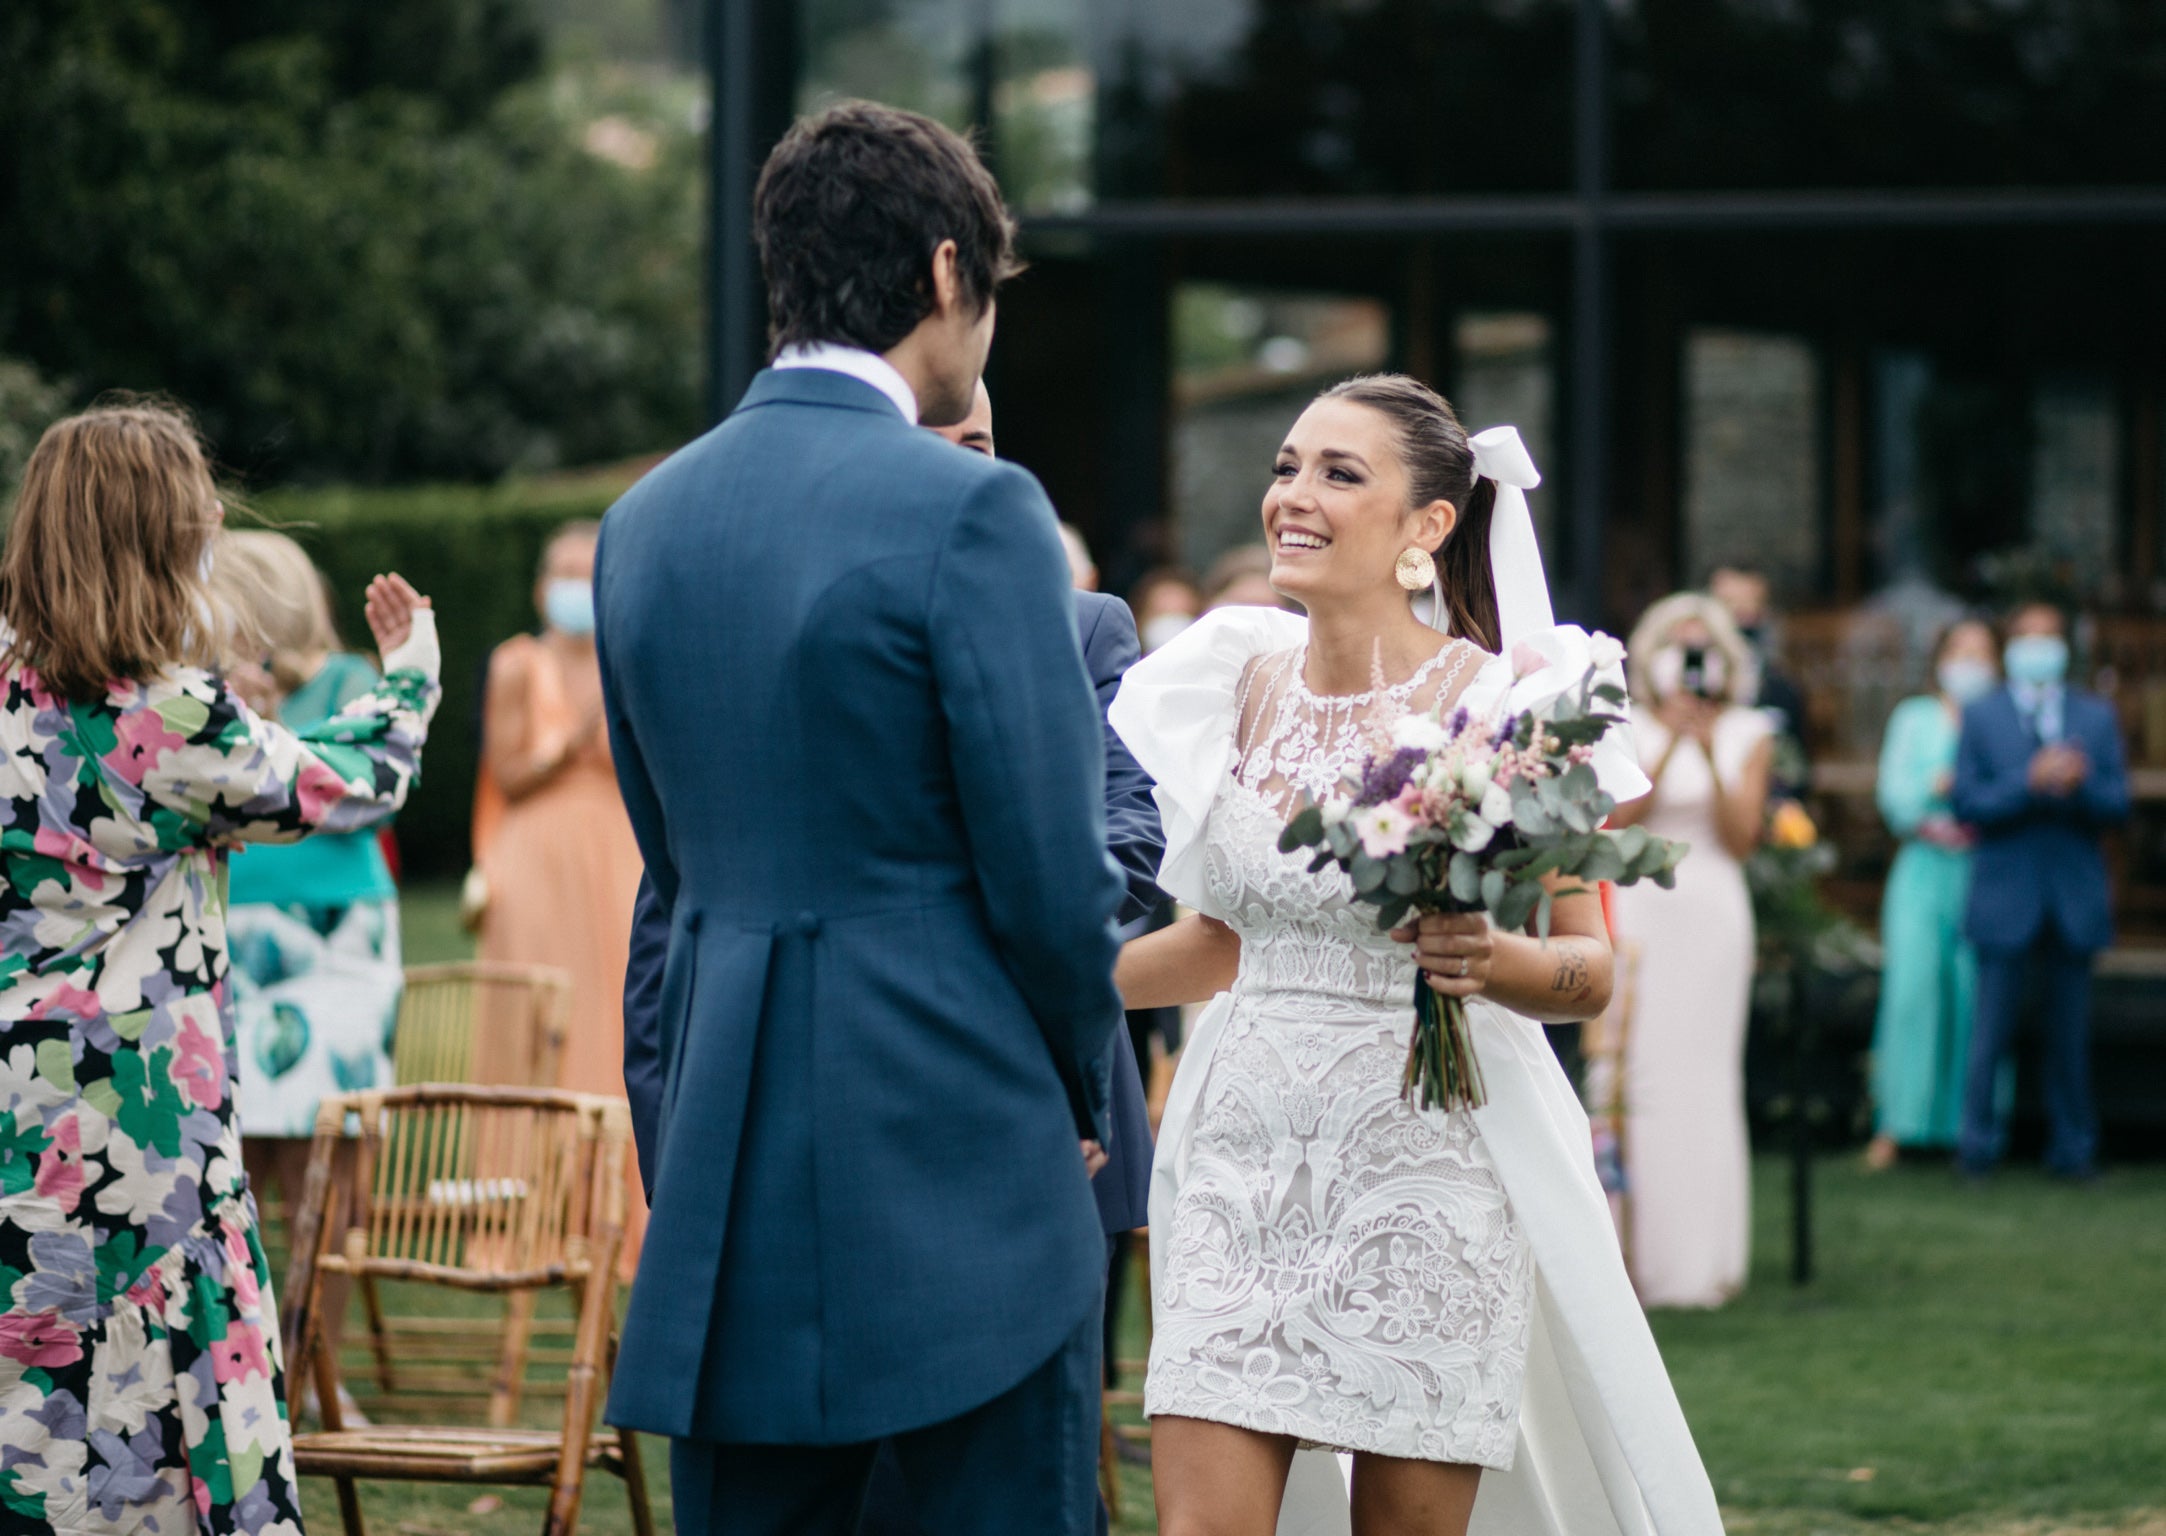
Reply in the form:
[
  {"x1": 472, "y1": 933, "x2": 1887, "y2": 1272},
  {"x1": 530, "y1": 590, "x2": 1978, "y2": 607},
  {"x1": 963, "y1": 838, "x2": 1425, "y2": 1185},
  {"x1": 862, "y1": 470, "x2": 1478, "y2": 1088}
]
[{"x1": 1211, "y1": 642, "x2": 1480, "y2": 1014}]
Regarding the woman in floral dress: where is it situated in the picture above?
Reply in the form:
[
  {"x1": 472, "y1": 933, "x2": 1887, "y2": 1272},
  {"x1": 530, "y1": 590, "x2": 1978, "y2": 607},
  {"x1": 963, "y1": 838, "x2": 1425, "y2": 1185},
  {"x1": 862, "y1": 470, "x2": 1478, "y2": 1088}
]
[{"x1": 0, "y1": 404, "x2": 439, "y2": 1534}]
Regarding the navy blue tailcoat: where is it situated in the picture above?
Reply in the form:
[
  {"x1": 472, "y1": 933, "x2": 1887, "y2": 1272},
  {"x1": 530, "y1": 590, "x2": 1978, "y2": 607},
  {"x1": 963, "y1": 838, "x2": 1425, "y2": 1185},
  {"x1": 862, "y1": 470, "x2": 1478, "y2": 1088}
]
[
  {"x1": 1950, "y1": 684, "x2": 2130, "y2": 955},
  {"x1": 623, "y1": 590, "x2": 1162, "y2": 1234},
  {"x1": 593, "y1": 367, "x2": 1128, "y2": 1445}
]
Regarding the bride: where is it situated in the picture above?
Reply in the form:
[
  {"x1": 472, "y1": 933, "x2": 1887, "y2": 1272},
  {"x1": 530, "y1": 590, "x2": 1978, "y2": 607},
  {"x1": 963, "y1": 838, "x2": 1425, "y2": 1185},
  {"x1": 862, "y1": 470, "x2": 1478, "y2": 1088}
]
[{"x1": 1110, "y1": 375, "x2": 1723, "y2": 1536}]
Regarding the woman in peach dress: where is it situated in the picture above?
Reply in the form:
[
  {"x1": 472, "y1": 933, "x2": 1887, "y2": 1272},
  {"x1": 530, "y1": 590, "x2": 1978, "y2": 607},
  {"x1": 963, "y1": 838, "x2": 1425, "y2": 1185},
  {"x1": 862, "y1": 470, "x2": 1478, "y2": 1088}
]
[{"x1": 478, "y1": 520, "x2": 647, "y2": 1273}]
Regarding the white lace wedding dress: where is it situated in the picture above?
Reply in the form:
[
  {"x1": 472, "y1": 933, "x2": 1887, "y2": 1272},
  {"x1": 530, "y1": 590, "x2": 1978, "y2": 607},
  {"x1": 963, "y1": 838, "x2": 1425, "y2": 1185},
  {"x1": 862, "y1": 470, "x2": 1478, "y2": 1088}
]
[{"x1": 1111, "y1": 605, "x2": 1725, "y2": 1536}]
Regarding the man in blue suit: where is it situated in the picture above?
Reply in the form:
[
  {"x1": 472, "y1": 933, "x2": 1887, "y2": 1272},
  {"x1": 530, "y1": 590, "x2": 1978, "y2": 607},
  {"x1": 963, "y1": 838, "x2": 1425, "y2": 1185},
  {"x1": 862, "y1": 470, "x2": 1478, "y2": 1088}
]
[
  {"x1": 1951, "y1": 601, "x2": 2131, "y2": 1181},
  {"x1": 624, "y1": 379, "x2": 1164, "y2": 1535},
  {"x1": 593, "y1": 103, "x2": 1128, "y2": 1535}
]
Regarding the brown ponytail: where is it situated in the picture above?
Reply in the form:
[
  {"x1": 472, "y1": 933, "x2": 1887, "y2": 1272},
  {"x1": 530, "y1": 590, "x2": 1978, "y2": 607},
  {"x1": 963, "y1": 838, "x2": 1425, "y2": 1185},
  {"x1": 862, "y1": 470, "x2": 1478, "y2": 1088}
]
[{"x1": 1317, "y1": 373, "x2": 1501, "y2": 652}]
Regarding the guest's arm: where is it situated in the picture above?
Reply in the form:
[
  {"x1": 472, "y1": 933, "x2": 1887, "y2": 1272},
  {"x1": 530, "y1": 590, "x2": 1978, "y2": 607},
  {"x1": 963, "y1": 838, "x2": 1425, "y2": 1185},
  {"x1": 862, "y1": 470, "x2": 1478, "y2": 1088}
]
[
  {"x1": 1949, "y1": 701, "x2": 2034, "y2": 830},
  {"x1": 1081, "y1": 595, "x2": 1170, "y2": 925},
  {"x1": 1875, "y1": 698, "x2": 1941, "y2": 838},
  {"x1": 2073, "y1": 700, "x2": 2132, "y2": 828},
  {"x1": 622, "y1": 873, "x2": 668, "y2": 1197}
]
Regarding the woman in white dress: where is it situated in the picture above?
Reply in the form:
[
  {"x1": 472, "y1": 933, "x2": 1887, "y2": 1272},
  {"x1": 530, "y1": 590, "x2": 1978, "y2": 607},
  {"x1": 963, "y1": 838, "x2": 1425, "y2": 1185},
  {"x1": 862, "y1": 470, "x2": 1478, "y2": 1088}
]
[
  {"x1": 1607, "y1": 593, "x2": 1773, "y2": 1308},
  {"x1": 1111, "y1": 376, "x2": 1722, "y2": 1536}
]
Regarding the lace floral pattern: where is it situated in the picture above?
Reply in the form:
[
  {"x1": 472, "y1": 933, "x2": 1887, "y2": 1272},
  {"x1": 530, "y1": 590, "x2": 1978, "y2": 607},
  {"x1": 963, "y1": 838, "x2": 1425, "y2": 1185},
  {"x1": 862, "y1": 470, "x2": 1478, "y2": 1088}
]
[{"x1": 1145, "y1": 643, "x2": 1534, "y2": 1468}]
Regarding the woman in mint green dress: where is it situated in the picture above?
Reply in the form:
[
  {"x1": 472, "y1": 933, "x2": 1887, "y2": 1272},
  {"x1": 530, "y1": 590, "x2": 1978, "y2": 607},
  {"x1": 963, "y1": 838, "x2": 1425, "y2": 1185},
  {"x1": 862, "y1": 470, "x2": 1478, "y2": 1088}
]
[
  {"x1": 216, "y1": 532, "x2": 406, "y2": 1216},
  {"x1": 1866, "y1": 619, "x2": 1998, "y2": 1167}
]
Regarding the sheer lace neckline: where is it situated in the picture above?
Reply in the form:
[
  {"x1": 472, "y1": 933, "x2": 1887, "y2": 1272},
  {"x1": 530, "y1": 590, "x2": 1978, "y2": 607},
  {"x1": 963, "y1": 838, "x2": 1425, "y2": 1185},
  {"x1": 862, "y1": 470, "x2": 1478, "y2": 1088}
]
[
  {"x1": 1231, "y1": 637, "x2": 1484, "y2": 813},
  {"x1": 1286, "y1": 639, "x2": 1458, "y2": 704}
]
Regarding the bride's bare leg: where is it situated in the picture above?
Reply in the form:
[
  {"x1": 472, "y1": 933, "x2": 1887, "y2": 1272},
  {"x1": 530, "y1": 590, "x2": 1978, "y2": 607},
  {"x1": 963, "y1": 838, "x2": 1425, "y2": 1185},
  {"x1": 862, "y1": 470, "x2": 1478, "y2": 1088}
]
[
  {"x1": 1152, "y1": 1417, "x2": 1297, "y2": 1536},
  {"x1": 1349, "y1": 1452, "x2": 1482, "y2": 1536}
]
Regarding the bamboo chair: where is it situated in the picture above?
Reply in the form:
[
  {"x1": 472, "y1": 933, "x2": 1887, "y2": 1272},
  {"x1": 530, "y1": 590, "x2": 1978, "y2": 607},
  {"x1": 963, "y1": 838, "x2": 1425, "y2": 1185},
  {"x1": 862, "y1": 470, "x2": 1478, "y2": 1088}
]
[
  {"x1": 391, "y1": 961, "x2": 572, "y2": 1089},
  {"x1": 282, "y1": 1086, "x2": 654, "y2": 1536},
  {"x1": 368, "y1": 962, "x2": 576, "y2": 1417}
]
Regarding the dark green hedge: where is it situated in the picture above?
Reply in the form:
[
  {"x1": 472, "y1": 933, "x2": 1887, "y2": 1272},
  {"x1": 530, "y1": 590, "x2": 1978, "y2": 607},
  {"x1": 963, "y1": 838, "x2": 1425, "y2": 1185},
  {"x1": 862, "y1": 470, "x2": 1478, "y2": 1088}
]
[{"x1": 255, "y1": 468, "x2": 640, "y2": 880}]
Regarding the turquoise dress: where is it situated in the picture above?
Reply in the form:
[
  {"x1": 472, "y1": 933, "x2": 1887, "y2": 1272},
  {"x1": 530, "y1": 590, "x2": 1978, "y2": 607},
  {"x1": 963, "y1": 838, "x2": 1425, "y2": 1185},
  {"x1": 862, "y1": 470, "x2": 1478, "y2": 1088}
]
[
  {"x1": 229, "y1": 652, "x2": 404, "y2": 1136},
  {"x1": 1870, "y1": 694, "x2": 1977, "y2": 1147}
]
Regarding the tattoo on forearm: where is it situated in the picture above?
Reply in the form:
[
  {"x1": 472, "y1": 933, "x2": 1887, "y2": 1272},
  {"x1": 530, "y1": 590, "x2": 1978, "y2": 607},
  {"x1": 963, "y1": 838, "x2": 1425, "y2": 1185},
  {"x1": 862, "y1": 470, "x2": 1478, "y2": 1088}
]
[{"x1": 1548, "y1": 943, "x2": 1592, "y2": 999}]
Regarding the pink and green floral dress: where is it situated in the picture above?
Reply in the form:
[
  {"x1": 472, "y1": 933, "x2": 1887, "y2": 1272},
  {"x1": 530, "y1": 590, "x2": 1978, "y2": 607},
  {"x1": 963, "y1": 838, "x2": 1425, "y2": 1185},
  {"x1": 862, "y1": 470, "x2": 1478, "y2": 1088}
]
[{"x1": 0, "y1": 650, "x2": 436, "y2": 1535}]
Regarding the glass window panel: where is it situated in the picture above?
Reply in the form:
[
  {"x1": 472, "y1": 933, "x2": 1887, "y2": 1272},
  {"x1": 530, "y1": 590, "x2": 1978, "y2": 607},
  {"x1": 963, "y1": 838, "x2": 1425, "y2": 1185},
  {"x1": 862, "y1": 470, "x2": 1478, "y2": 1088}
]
[
  {"x1": 2029, "y1": 372, "x2": 2118, "y2": 603},
  {"x1": 1171, "y1": 284, "x2": 1391, "y2": 573},
  {"x1": 1683, "y1": 329, "x2": 1821, "y2": 600},
  {"x1": 1452, "y1": 313, "x2": 1556, "y2": 551},
  {"x1": 995, "y1": 0, "x2": 1095, "y2": 211},
  {"x1": 1093, "y1": 0, "x2": 1575, "y2": 199},
  {"x1": 1615, "y1": 0, "x2": 2166, "y2": 191}
]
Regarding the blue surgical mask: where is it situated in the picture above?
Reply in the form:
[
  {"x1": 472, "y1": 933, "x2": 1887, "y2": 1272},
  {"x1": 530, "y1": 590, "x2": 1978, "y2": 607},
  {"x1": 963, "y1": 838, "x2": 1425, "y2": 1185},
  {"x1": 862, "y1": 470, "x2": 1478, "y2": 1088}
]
[
  {"x1": 2003, "y1": 634, "x2": 2068, "y2": 688},
  {"x1": 543, "y1": 578, "x2": 595, "y2": 637},
  {"x1": 1936, "y1": 658, "x2": 1996, "y2": 705}
]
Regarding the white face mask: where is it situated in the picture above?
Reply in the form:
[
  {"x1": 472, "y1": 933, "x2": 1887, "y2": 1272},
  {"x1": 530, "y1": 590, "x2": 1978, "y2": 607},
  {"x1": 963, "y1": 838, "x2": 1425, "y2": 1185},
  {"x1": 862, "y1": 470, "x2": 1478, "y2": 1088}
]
[
  {"x1": 1141, "y1": 613, "x2": 1194, "y2": 653},
  {"x1": 1936, "y1": 657, "x2": 1996, "y2": 705}
]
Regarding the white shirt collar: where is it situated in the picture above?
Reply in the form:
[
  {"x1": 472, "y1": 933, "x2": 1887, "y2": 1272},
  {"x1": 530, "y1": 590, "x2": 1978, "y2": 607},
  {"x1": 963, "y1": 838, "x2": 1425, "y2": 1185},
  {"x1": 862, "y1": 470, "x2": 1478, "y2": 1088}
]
[{"x1": 773, "y1": 343, "x2": 918, "y2": 424}]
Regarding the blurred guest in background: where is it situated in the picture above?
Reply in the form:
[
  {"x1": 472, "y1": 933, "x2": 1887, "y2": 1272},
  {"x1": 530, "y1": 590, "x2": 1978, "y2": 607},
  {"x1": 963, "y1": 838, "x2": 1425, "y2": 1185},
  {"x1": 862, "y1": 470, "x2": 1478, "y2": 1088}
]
[
  {"x1": 1131, "y1": 566, "x2": 1203, "y2": 652},
  {"x1": 0, "y1": 403, "x2": 438, "y2": 1531},
  {"x1": 1201, "y1": 542, "x2": 1284, "y2": 610},
  {"x1": 215, "y1": 530, "x2": 406, "y2": 1221},
  {"x1": 1864, "y1": 619, "x2": 1998, "y2": 1171},
  {"x1": 1610, "y1": 592, "x2": 1774, "y2": 1307},
  {"x1": 478, "y1": 519, "x2": 646, "y2": 1268},
  {"x1": 1951, "y1": 602, "x2": 2130, "y2": 1183},
  {"x1": 1710, "y1": 564, "x2": 1808, "y2": 749},
  {"x1": 1059, "y1": 523, "x2": 1100, "y2": 591}
]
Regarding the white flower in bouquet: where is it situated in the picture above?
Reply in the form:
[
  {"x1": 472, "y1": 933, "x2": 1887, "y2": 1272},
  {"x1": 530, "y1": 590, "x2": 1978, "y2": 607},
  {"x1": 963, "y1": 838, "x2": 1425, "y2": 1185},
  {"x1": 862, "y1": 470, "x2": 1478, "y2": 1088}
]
[{"x1": 1391, "y1": 713, "x2": 1450, "y2": 754}]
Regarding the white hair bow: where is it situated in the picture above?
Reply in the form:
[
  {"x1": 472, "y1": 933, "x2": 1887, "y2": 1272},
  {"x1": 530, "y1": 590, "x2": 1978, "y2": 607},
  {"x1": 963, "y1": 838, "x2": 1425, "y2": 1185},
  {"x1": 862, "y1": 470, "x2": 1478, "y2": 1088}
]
[{"x1": 1467, "y1": 425, "x2": 1554, "y2": 652}]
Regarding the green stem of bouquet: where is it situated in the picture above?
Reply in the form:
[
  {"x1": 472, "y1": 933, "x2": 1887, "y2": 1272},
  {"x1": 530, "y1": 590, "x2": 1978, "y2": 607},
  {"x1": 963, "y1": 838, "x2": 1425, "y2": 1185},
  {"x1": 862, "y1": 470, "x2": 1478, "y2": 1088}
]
[{"x1": 1401, "y1": 975, "x2": 1488, "y2": 1113}]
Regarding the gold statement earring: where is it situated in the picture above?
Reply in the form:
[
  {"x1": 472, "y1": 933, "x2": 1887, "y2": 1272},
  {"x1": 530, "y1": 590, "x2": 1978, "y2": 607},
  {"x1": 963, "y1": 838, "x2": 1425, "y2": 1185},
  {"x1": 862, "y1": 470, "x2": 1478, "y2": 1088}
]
[{"x1": 1395, "y1": 547, "x2": 1436, "y2": 591}]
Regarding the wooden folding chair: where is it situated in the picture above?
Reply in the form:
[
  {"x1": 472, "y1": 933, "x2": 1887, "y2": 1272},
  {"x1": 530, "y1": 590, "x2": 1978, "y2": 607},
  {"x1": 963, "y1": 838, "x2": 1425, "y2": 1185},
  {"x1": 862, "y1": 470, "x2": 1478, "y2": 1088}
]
[
  {"x1": 392, "y1": 961, "x2": 572, "y2": 1090},
  {"x1": 282, "y1": 1086, "x2": 654, "y2": 1536}
]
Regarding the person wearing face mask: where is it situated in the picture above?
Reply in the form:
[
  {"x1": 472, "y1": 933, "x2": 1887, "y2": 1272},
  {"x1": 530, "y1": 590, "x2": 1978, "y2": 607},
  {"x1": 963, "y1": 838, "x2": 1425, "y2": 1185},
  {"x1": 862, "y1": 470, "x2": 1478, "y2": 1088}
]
[
  {"x1": 1132, "y1": 567, "x2": 1204, "y2": 653},
  {"x1": 476, "y1": 517, "x2": 647, "y2": 1271},
  {"x1": 1608, "y1": 591, "x2": 1776, "y2": 1309},
  {"x1": 1863, "y1": 619, "x2": 2000, "y2": 1172},
  {"x1": 1949, "y1": 602, "x2": 2130, "y2": 1183}
]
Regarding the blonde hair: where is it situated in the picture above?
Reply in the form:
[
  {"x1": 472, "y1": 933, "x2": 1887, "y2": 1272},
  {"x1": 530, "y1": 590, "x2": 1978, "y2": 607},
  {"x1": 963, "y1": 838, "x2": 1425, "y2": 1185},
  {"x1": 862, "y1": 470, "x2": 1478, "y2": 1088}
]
[
  {"x1": 211, "y1": 529, "x2": 340, "y2": 692},
  {"x1": 0, "y1": 402, "x2": 229, "y2": 700},
  {"x1": 1626, "y1": 590, "x2": 1759, "y2": 706}
]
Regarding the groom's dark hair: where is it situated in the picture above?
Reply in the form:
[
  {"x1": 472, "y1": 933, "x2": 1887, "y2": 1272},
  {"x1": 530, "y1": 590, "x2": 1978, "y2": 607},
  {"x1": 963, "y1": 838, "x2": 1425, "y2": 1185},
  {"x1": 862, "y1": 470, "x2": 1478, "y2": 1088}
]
[{"x1": 756, "y1": 101, "x2": 1021, "y2": 357}]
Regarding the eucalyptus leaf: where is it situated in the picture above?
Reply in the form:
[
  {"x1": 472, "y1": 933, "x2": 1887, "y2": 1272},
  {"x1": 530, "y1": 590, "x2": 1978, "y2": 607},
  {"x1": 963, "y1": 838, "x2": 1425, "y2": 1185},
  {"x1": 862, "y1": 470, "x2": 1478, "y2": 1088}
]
[
  {"x1": 1497, "y1": 879, "x2": 1541, "y2": 933},
  {"x1": 1617, "y1": 824, "x2": 1649, "y2": 862},
  {"x1": 1280, "y1": 804, "x2": 1325, "y2": 853},
  {"x1": 1480, "y1": 869, "x2": 1507, "y2": 911},
  {"x1": 1351, "y1": 851, "x2": 1387, "y2": 895},
  {"x1": 1581, "y1": 836, "x2": 1626, "y2": 883},
  {"x1": 1448, "y1": 852, "x2": 1480, "y2": 903},
  {"x1": 1386, "y1": 858, "x2": 1424, "y2": 897},
  {"x1": 1534, "y1": 888, "x2": 1555, "y2": 939},
  {"x1": 1374, "y1": 894, "x2": 1415, "y2": 931}
]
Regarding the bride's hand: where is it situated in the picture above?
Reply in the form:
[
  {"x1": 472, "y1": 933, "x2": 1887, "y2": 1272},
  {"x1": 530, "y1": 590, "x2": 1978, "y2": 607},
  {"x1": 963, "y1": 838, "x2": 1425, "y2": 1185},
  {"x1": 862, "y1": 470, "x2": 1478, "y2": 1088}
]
[{"x1": 1393, "y1": 912, "x2": 1494, "y2": 997}]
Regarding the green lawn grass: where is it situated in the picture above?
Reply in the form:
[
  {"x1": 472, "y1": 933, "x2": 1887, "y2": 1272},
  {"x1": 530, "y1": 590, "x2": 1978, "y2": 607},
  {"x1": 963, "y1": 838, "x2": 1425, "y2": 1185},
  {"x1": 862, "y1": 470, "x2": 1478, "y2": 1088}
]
[{"x1": 347, "y1": 892, "x2": 2163, "y2": 1533}]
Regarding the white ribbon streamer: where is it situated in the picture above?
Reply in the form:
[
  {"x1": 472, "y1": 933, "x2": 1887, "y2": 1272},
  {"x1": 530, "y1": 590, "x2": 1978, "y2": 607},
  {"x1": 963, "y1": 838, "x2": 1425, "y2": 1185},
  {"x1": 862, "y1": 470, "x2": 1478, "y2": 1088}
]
[{"x1": 1466, "y1": 424, "x2": 1553, "y2": 653}]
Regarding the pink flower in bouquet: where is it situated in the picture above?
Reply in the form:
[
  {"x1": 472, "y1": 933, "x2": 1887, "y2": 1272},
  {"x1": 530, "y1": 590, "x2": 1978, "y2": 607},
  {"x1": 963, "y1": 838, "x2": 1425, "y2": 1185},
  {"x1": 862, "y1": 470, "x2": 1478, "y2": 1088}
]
[
  {"x1": 1353, "y1": 800, "x2": 1416, "y2": 859},
  {"x1": 1511, "y1": 640, "x2": 1548, "y2": 679}
]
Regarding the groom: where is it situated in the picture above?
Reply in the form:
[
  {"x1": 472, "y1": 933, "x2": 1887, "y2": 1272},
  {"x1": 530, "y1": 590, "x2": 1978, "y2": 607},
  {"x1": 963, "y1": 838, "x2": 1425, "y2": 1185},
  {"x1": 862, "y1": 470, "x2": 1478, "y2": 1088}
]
[{"x1": 593, "y1": 102, "x2": 1127, "y2": 1535}]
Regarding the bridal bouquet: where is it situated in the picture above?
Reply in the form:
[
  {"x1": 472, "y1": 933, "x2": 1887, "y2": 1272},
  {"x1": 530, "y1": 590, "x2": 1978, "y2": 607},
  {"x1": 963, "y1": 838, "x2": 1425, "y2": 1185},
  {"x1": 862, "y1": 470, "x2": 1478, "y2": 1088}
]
[{"x1": 1279, "y1": 635, "x2": 1687, "y2": 1113}]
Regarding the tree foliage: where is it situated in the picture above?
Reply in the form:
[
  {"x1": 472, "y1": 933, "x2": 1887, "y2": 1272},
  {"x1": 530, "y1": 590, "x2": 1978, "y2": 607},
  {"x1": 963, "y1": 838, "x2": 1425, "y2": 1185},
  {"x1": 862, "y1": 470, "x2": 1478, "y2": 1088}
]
[{"x1": 0, "y1": 0, "x2": 703, "y2": 483}]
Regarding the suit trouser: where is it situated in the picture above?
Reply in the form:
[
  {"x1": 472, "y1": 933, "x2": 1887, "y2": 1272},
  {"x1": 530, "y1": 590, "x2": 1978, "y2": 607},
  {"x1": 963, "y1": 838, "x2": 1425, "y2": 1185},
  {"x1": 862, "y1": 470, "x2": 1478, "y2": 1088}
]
[
  {"x1": 856, "y1": 1238, "x2": 1118, "y2": 1536},
  {"x1": 1959, "y1": 935, "x2": 2098, "y2": 1176},
  {"x1": 669, "y1": 1296, "x2": 1102, "y2": 1536}
]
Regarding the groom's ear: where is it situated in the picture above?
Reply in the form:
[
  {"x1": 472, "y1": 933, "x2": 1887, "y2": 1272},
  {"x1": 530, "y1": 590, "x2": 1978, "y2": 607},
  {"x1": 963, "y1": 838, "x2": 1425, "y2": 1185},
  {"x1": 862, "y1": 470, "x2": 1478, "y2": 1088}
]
[{"x1": 927, "y1": 239, "x2": 964, "y2": 318}]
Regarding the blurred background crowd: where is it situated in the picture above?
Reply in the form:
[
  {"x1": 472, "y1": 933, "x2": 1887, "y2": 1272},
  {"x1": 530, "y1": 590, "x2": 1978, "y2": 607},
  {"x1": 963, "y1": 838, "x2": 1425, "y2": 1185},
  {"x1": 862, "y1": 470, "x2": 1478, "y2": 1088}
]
[{"x1": 4, "y1": 1, "x2": 2163, "y2": 1532}]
